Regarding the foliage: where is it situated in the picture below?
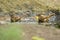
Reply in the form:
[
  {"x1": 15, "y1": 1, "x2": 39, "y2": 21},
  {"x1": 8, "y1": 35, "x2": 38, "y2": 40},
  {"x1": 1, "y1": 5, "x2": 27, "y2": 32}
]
[
  {"x1": 0, "y1": 0, "x2": 60, "y2": 12},
  {"x1": 55, "y1": 23, "x2": 60, "y2": 29}
]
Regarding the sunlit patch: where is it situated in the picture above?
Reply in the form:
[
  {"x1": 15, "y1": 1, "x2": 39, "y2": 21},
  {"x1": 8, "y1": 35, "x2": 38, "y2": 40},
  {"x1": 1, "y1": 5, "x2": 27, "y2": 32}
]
[
  {"x1": 35, "y1": 16, "x2": 39, "y2": 21},
  {"x1": 32, "y1": 36, "x2": 45, "y2": 40}
]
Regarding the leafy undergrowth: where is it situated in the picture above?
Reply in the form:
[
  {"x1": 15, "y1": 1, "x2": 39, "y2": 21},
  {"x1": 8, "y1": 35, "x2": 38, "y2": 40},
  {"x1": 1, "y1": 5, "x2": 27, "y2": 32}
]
[
  {"x1": 0, "y1": 23, "x2": 23, "y2": 40},
  {"x1": 0, "y1": 0, "x2": 60, "y2": 12}
]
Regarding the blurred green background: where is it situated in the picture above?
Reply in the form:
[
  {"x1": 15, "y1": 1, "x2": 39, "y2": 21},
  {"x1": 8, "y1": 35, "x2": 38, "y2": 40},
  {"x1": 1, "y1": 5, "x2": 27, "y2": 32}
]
[{"x1": 0, "y1": 23, "x2": 23, "y2": 40}]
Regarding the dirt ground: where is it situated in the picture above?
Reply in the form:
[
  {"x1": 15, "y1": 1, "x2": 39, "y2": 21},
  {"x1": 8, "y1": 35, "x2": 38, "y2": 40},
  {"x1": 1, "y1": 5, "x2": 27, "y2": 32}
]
[
  {"x1": 0, "y1": 23, "x2": 60, "y2": 40},
  {"x1": 22, "y1": 24, "x2": 60, "y2": 40}
]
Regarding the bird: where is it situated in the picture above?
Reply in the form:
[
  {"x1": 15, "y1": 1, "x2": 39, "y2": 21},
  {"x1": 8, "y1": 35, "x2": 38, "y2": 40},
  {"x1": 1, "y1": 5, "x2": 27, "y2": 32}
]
[{"x1": 36, "y1": 13, "x2": 55, "y2": 24}]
